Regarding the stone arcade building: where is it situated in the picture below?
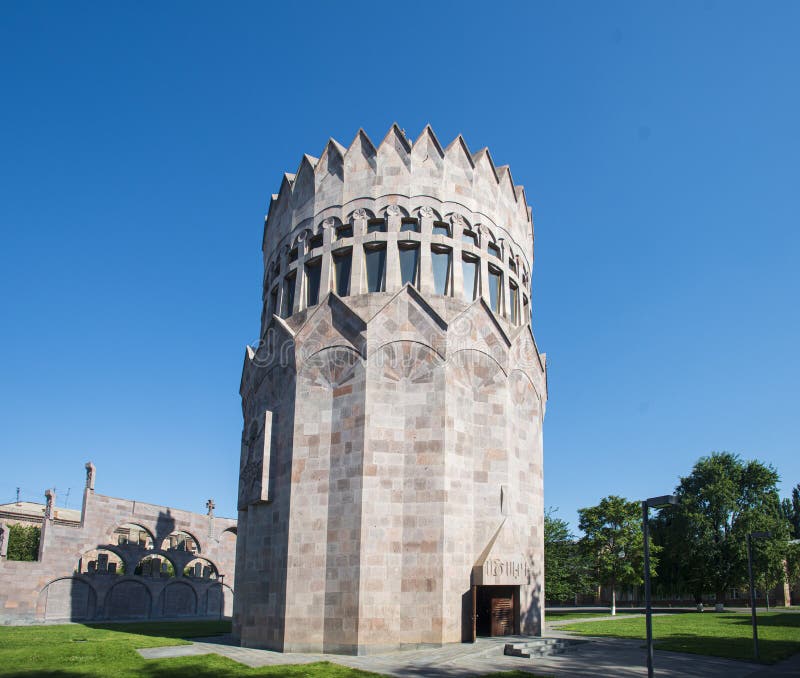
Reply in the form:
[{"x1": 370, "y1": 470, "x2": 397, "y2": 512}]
[
  {"x1": 234, "y1": 125, "x2": 547, "y2": 654},
  {"x1": 0, "y1": 463, "x2": 236, "y2": 623}
]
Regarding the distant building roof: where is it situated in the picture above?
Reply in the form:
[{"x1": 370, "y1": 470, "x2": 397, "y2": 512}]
[{"x1": 0, "y1": 501, "x2": 81, "y2": 523}]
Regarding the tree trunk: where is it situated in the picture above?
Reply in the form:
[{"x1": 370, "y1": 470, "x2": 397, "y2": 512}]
[{"x1": 611, "y1": 579, "x2": 616, "y2": 616}]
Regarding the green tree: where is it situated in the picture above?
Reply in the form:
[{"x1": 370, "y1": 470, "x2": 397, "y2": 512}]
[
  {"x1": 668, "y1": 451, "x2": 788, "y2": 606},
  {"x1": 781, "y1": 484, "x2": 800, "y2": 538},
  {"x1": 544, "y1": 508, "x2": 595, "y2": 603},
  {"x1": 7, "y1": 524, "x2": 40, "y2": 561},
  {"x1": 578, "y1": 495, "x2": 656, "y2": 615},
  {"x1": 786, "y1": 541, "x2": 800, "y2": 586}
]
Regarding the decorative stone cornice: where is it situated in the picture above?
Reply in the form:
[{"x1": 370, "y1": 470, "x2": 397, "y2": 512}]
[{"x1": 262, "y1": 125, "x2": 534, "y2": 268}]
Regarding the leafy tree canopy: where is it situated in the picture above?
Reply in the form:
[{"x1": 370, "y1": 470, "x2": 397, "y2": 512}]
[
  {"x1": 664, "y1": 451, "x2": 788, "y2": 602},
  {"x1": 578, "y1": 495, "x2": 657, "y2": 613},
  {"x1": 7, "y1": 524, "x2": 40, "y2": 561},
  {"x1": 544, "y1": 508, "x2": 595, "y2": 603},
  {"x1": 781, "y1": 484, "x2": 800, "y2": 538}
]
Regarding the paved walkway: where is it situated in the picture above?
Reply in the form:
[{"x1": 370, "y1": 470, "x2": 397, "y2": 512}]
[{"x1": 136, "y1": 631, "x2": 793, "y2": 677}]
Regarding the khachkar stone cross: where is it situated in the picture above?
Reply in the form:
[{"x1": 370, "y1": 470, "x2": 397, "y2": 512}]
[
  {"x1": 85, "y1": 461, "x2": 96, "y2": 491},
  {"x1": 206, "y1": 498, "x2": 215, "y2": 538},
  {"x1": 44, "y1": 488, "x2": 55, "y2": 520}
]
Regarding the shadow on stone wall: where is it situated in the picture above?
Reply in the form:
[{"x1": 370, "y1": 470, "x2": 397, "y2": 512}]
[{"x1": 38, "y1": 507, "x2": 231, "y2": 623}]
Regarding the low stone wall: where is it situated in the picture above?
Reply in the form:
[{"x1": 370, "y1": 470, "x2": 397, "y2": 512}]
[{"x1": 0, "y1": 466, "x2": 237, "y2": 625}]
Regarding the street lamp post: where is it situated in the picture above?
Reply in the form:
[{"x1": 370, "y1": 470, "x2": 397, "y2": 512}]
[
  {"x1": 642, "y1": 494, "x2": 678, "y2": 678},
  {"x1": 747, "y1": 530, "x2": 771, "y2": 662}
]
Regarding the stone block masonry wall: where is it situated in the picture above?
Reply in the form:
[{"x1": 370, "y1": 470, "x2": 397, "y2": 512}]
[
  {"x1": 0, "y1": 465, "x2": 237, "y2": 624},
  {"x1": 236, "y1": 126, "x2": 547, "y2": 655}
]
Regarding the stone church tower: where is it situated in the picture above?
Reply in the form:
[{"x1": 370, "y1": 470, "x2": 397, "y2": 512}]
[{"x1": 234, "y1": 125, "x2": 547, "y2": 654}]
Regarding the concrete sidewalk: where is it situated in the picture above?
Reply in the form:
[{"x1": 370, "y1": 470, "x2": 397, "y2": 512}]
[{"x1": 138, "y1": 632, "x2": 777, "y2": 677}]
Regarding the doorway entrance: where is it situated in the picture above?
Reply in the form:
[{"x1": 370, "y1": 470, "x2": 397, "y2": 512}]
[{"x1": 474, "y1": 585, "x2": 519, "y2": 637}]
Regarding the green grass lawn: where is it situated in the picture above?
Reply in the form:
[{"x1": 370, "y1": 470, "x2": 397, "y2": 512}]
[
  {"x1": 546, "y1": 611, "x2": 642, "y2": 621},
  {"x1": 0, "y1": 622, "x2": 546, "y2": 678},
  {"x1": 560, "y1": 611, "x2": 800, "y2": 664}
]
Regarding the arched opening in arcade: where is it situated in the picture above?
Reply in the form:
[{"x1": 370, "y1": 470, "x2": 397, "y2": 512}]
[
  {"x1": 161, "y1": 531, "x2": 200, "y2": 554},
  {"x1": 113, "y1": 523, "x2": 154, "y2": 549},
  {"x1": 182, "y1": 557, "x2": 218, "y2": 580},
  {"x1": 76, "y1": 548, "x2": 123, "y2": 575},
  {"x1": 134, "y1": 553, "x2": 176, "y2": 578}
]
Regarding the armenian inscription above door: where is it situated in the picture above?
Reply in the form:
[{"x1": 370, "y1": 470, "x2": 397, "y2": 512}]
[{"x1": 474, "y1": 557, "x2": 531, "y2": 585}]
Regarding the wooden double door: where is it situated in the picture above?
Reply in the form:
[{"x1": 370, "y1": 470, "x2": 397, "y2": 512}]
[{"x1": 473, "y1": 585, "x2": 519, "y2": 638}]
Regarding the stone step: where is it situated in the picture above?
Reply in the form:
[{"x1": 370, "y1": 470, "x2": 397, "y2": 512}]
[{"x1": 504, "y1": 638, "x2": 586, "y2": 659}]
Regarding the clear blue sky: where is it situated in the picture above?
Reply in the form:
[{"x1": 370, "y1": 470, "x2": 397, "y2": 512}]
[{"x1": 1, "y1": 2, "x2": 798, "y2": 528}]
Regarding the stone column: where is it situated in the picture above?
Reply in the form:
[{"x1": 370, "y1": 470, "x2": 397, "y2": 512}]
[
  {"x1": 499, "y1": 238, "x2": 510, "y2": 319},
  {"x1": 39, "y1": 488, "x2": 56, "y2": 561},
  {"x1": 349, "y1": 209, "x2": 368, "y2": 295},
  {"x1": 419, "y1": 207, "x2": 435, "y2": 296},
  {"x1": 320, "y1": 218, "x2": 335, "y2": 295},
  {"x1": 384, "y1": 206, "x2": 402, "y2": 292},
  {"x1": 292, "y1": 234, "x2": 306, "y2": 314},
  {"x1": 451, "y1": 214, "x2": 465, "y2": 302},
  {"x1": 479, "y1": 226, "x2": 491, "y2": 302}
]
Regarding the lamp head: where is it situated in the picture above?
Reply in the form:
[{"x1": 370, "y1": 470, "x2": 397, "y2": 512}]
[{"x1": 646, "y1": 495, "x2": 679, "y2": 509}]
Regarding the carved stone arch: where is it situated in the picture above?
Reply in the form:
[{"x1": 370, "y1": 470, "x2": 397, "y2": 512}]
[
  {"x1": 416, "y1": 205, "x2": 443, "y2": 221},
  {"x1": 40, "y1": 576, "x2": 98, "y2": 621},
  {"x1": 509, "y1": 327, "x2": 545, "y2": 401},
  {"x1": 319, "y1": 216, "x2": 340, "y2": 234},
  {"x1": 448, "y1": 348, "x2": 507, "y2": 394},
  {"x1": 159, "y1": 580, "x2": 198, "y2": 618},
  {"x1": 298, "y1": 345, "x2": 363, "y2": 391},
  {"x1": 447, "y1": 211, "x2": 472, "y2": 230},
  {"x1": 161, "y1": 530, "x2": 202, "y2": 555},
  {"x1": 292, "y1": 228, "x2": 312, "y2": 248},
  {"x1": 182, "y1": 555, "x2": 220, "y2": 579},
  {"x1": 76, "y1": 544, "x2": 127, "y2": 575},
  {"x1": 106, "y1": 522, "x2": 156, "y2": 550},
  {"x1": 134, "y1": 550, "x2": 182, "y2": 576},
  {"x1": 508, "y1": 369, "x2": 541, "y2": 416},
  {"x1": 206, "y1": 582, "x2": 234, "y2": 617},
  {"x1": 478, "y1": 223, "x2": 497, "y2": 242},
  {"x1": 371, "y1": 340, "x2": 444, "y2": 385},
  {"x1": 380, "y1": 204, "x2": 409, "y2": 219},
  {"x1": 217, "y1": 526, "x2": 237, "y2": 552},
  {"x1": 105, "y1": 578, "x2": 152, "y2": 620},
  {"x1": 347, "y1": 207, "x2": 376, "y2": 223}
]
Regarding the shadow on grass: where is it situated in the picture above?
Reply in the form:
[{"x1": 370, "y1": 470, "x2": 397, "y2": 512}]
[
  {"x1": 5, "y1": 660, "x2": 376, "y2": 678},
  {"x1": 8, "y1": 661, "x2": 549, "y2": 678},
  {"x1": 84, "y1": 619, "x2": 232, "y2": 639},
  {"x1": 654, "y1": 633, "x2": 798, "y2": 664},
  {"x1": 726, "y1": 613, "x2": 800, "y2": 630}
]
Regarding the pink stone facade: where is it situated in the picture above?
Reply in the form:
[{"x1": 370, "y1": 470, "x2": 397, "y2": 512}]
[
  {"x1": 234, "y1": 126, "x2": 547, "y2": 654},
  {"x1": 0, "y1": 465, "x2": 236, "y2": 624}
]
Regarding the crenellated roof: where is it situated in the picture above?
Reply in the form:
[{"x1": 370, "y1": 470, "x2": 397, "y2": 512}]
[{"x1": 262, "y1": 125, "x2": 534, "y2": 266}]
